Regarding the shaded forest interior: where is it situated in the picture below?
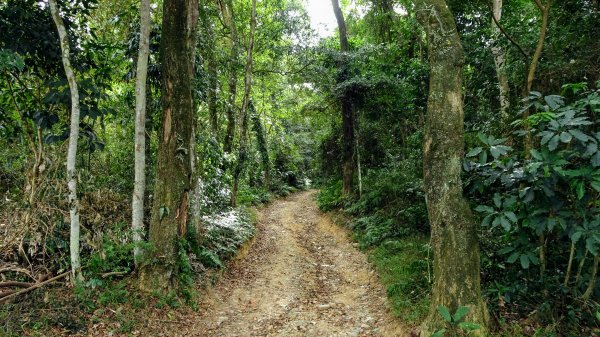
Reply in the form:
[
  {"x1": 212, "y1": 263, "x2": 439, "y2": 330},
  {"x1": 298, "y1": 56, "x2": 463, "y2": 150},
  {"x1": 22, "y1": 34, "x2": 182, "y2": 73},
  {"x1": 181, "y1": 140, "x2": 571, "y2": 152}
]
[{"x1": 0, "y1": 0, "x2": 599, "y2": 336}]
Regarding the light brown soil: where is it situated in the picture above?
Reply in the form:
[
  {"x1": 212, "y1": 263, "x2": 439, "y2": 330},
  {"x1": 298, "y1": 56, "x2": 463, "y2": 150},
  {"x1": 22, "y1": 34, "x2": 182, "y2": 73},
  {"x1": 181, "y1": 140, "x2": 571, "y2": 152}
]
[{"x1": 181, "y1": 190, "x2": 407, "y2": 337}]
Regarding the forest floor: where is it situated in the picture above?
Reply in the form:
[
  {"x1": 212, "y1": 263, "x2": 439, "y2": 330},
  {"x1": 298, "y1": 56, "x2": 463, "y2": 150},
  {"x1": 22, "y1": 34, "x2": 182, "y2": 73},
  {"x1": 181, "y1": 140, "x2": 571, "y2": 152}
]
[{"x1": 170, "y1": 189, "x2": 407, "y2": 337}]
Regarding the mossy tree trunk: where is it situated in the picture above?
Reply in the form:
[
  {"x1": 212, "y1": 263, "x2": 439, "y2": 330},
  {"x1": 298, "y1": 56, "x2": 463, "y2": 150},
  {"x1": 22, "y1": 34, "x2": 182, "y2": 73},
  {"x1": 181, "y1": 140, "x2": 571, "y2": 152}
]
[
  {"x1": 230, "y1": 0, "x2": 257, "y2": 207},
  {"x1": 138, "y1": 0, "x2": 198, "y2": 293},
  {"x1": 331, "y1": 0, "x2": 355, "y2": 197},
  {"x1": 219, "y1": 0, "x2": 239, "y2": 155},
  {"x1": 414, "y1": 0, "x2": 490, "y2": 335}
]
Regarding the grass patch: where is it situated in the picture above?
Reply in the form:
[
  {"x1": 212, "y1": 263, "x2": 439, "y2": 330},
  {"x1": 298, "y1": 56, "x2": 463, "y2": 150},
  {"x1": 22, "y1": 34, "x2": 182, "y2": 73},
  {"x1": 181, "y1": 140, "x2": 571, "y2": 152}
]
[{"x1": 367, "y1": 235, "x2": 431, "y2": 324}]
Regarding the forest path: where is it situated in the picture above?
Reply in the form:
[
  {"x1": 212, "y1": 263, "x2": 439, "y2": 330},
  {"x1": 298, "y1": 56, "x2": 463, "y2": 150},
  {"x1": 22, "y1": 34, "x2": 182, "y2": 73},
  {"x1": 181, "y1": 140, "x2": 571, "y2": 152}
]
[{"x1": 184, "y1": 190, "x2": 406, "y2": 337}]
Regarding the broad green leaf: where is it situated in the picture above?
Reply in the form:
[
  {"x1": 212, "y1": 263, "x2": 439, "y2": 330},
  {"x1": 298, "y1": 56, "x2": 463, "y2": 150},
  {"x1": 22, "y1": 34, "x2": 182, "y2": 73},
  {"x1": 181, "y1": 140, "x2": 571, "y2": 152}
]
[
  {"x1": 595, "y1": 310, "x2": 600, "y2": 322},
  {"x1": 437, "y1": 305, "x2": 452, "y2": 322},
  {"x1": 591, "y1": 180, "x2": 600, "y2": 192},
  {"x1": 507, "y1": 252, "x2": 520, "y2": 264},
  {"x1": 571, "y1": 231, "x2": 583, "y2": 243},
  {"x1": 540, "y1": 132, "x2": 554, "y2": 146},
  {"x1": 576, "y1": 182, "x2": 585, "y2": 200},
  {"x1": 500, "y1": 216, "x2": 511, "y2": 231},
  {"x1": 477, "y1": 133, "x2": 489, "y2": 145},
  {"x1": 544, "y1": 95, "x2": 563, "y2": 110},
  {"x1": 493, "y1": 194, "x2": 502, "y2": 208},
  {"x1": 466, "y1": 147, "x2": 482, "y2": 157},
  {"x1": 498, "y1": 246, "x2": 515, "y2": 254},
  {"x1": 474, "y1": 205, "x2": 494, "y2": 213},
  {"x1": 560, "y1": 132, "x2": 573, "y2": 143},
  {"x1": 586, "y1": 238, "x2": 599, "y2": 256},
  {"x1": 548, "y1": 135, "x2": 560, "y2": 151},
  {"x1": 453, "y1": 306, "x2": 470, "y2": 322},
  {"x1": 458, "y1": 322, "x2": 481, "y2": 331},
  {"x1": 520, "y1": 254, "x2": 530, "y2": 269},
  {"x1": 569, "y1": 129, "x2": 590, "y2": 142},
  {"x1": 505, "y1": 212, "x2": 518, "y2": 223},
  {"x1": 482, "y1": 214, "x2": 494, "y2": 227}
]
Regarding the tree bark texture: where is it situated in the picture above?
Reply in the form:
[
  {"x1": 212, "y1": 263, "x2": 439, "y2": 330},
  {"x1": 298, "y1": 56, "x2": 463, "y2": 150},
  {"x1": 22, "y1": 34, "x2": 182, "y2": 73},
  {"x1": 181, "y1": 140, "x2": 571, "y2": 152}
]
[
  {"x1": 331, "y1": 0, "x2": 355, "y2": 197},
  {"x1": 49, "y1": 0, "x2": 83, "y2": 283},
  {"x1": 132, "y1": 0, "x2": 152, "y2": 267},
  {"x1": 415, "y1": 0, "x2": 490, "y2": 334},
  {"x1": 230, "y1": 0, "x2": 257, "y2": 207},
  {"x1": 138, "y1": 0, "x2": 199, "y2": 292},
  {"x1": 200, "y1": 3, "x2": 219, "y2": 136},
  {"x1": 491, "y1": 0, "x2": 510, "y2": 121}
]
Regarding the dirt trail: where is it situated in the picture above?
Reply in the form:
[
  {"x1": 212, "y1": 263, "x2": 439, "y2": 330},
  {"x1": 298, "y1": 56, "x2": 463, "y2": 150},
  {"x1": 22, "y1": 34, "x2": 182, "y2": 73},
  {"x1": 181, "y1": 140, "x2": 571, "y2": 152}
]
[{"x1": 187, "y1": 190, "x2": 406, "y2": 337}]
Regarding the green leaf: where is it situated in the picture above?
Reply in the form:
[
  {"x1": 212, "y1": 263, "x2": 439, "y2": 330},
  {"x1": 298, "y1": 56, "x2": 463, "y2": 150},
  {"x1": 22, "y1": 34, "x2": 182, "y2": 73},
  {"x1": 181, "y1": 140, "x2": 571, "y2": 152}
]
[
  {"x1": 430, "y1": 329, "x2": 446, "y2": 337},
  {"x1": 576, "y1": 181, "x2": 585, "y2": 200},
  {"x1": 437, "y1": 305, "x2": 452, "y2": 322},
  {"x1": 493, "y1": 194, "x2": 502, "y2": 208},
  {"x1": 548, "y1": 135, "x2": 560, "y2": 151},
  {"x1": 591, "y1": 180, "x2": 600, "y2": 192},
  {"x1": 498, "y1": 246, "x2": 515, "y2": 254},
  {"x1": 560, "y1": 132, "x2": 573, "y2": 143},
  {"x1": 505, "y1": 212, "x2": 518, "y2": 223},
  {"x1": 571, "y1": 231, "x2": 583, "y2": 243},
  {"x1": 474, "y1": 205, "x2": 494, "y2": 213},
  {"x1": 595, "y1": 310, "x2": 600, "y2": 322},
  {"x1": 466, "y1": 147, "x2": 482, "y2": 157},
  {"x1": 520, "y1": 254, "x2": 530, "y2": 269},
  {"x1": 453, "y1": 306, "x2": 470, "y2": 322},
  {"x1": 500, "y1": 216, "x2": 511, "y2": 231},
  {"x1": 458, "y1": 322, "x2": 481, "y2": 331},
  {"x1": 507, "y1": 252, "x2": 520, "y2": 264},
  {"x1": 477, "y1": 133, "x2": 489, "y2": 145},
  {"x1": 569, "y1": 129, "x2": 590, "y2": 142},
  {"x1": 482, "y1": 214, "x2": 494, "y2": 227}
]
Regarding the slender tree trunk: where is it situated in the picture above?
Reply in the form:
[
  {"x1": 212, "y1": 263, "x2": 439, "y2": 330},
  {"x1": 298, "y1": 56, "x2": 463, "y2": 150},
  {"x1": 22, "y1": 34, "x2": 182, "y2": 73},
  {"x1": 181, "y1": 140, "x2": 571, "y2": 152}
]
[
  {"x1": 491, "y1": 0, "x2": 510, "y2": 121},
  {"x1": 415, "y1": 0, "x2": 490, "y2": 334},
  {"x1": 132, "y1": 0, "x2": 152, "y2": 267},
  {"x1": 138, "y1": 0, "x2": 198, "y2": 293},
  {"x1": 523, "y1": 0, "x2": 551, "y2": 153},
  {"x1": 49, "y1": 0, "x2": 83, "y2": 283},
  {"x1": 200, "y1": 3, "x2": 219, "y2": 136},
  {"x1": 582, "y1": 255, "x2": 599, "y2": 301},
  {"x1": 231, "y1": 0, "x2": 257, "y2": 207},
  {"x1": 220, "y1": 0, "x2": 239, "y2": 154},
  {"x1": 331, "y1": 0, "x2": 355, "y2": 197}
]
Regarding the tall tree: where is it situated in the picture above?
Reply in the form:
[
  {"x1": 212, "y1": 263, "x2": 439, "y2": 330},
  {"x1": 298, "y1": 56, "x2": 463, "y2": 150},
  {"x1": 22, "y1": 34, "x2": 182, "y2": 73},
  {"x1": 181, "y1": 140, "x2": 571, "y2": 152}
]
[
  {"x1": 219, "y1": 0, "x2": 239, "y2": 154},
  {"x1": 138, "y1": 0, "x2": 199, "y2": 292},
  {"x1": 331, "y1": 0, "x2": 355, "y2": 196},
  {"x1": 491, "y1": 0, "x2": 510, "y2": 120},
  {"x1": 131, "y1": 0, "x2": 151, "y2": 266},
  {"x1": 414, "y1": 0, "x2": 490, "y2": 334},
  {"x1": 230, "y1": 0, "x2": 257, "y2": 207},
  {"x1": 48, "y1": 0, "x2": 83, "y2": 282}
]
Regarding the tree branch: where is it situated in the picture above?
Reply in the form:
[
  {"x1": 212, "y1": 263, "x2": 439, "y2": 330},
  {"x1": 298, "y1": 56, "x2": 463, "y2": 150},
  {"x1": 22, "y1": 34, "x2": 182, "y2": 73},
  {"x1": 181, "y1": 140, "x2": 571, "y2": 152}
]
[{"x1": 489, "y1": 4, "x2": 529, "y2": 59}]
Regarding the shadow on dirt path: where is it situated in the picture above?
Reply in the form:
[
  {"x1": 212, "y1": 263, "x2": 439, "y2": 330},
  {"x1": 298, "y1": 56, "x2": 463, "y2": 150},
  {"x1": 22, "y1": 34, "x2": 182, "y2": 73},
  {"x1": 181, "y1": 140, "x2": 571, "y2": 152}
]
[{"x1": 185, "y1": 190, "x2": 407, "y2": 336}]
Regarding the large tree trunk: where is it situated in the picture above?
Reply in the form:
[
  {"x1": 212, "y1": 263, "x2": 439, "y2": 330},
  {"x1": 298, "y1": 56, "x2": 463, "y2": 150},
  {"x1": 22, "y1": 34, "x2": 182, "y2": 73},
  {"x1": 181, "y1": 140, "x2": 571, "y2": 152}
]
[
  {"x1": 219, "y1": 0, "x2": 239, "y2": 155},
  {"x1": 331, "y1": 0, "x2": 355, "y2": 197},
  {"x1": 132, "y1": 0, "x2": 151, "y2": 267},
  {"x1": 138, "y1": 0, "x2": 198, "y2": 293},
  {"x1": 230, "y1": 0, "x2": 257, "y2": 207},
  {"x1": 415, "y1": 0, "x2": 490, "y2": 335},
  {"x1": 49, "y1": 0, "x2": 83, "y2": 283},
  {"x1": 491, "y1": 0, "x2": 510, "y2": 121}
]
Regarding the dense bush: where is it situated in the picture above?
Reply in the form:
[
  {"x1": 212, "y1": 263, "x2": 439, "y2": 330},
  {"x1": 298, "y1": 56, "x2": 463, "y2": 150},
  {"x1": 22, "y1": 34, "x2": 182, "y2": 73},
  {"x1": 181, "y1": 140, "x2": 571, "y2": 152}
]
[{"x1": 465, "y1": 83, "x2": 600, "y2": 334}]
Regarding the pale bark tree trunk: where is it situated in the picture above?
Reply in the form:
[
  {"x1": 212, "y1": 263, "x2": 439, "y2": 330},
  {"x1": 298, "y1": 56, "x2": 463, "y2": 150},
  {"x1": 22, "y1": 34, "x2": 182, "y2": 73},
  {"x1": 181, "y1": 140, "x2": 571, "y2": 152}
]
[
  {"x1": 219, "y1": 0, "x2": 239, "y2": 154},
  {"x1": 49, "y1": 0, "x2": 83, "y2": 283},
  {"x1": 523, "y1": 0, "x2": 551, "y2": 157},
  {"x1": 200, "y1": 2, "x2": 219, "y2": 136},
  {"x1": 491, "y1": 0, "x2": 510, "y2": 121},
  {"x1": 331, "y1": 0, "x2": 355, "y2": 197},
  {"x1": 414, "y1": 0, "x2": 490, "y2": 334},
  {"x1": 230, "y1": 0, "x2": 257, "y2": 207},
  {"x1": 138, "y1": 0, "x2": 198, "y2": 292},
  {"x1": 132, "y1": 0, "x2": 152, "y2": 267}
]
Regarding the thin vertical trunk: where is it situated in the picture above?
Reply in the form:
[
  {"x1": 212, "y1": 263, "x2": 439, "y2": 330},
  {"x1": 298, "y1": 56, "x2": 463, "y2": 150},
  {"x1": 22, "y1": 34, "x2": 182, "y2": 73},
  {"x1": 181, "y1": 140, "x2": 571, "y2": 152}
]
[
  {"x1": 491, "y1": 0, "x2": 510, "y2": 121},
  {"x1": 230, "y1": 0, "x2": 257, "y2": 207},
  {"x1": 138, "y1": 0, "x2": 198, "y2": 292},
  {"x1": 582, "y1": 255, "x2": 599, "y2": 301},
  {"x1": 201, "y1": 3, "x2": 219, "y2": 136},
  {"x1": 331, "y1": 0, "x2": 355, "y2": 197},
  {"x1": 523, "y1": 0, "x2": 551, "y2": 153},
  {"x1": 220, "y1": 0, "x2": 239, "y2": 154},
  {"x1": 415, "y1": 0, "x2": 489, "y2": 334},
  {"x1": 49, "y1": 0, "x2": 83, "y2": 282},
  {"x1": 132, "y1": 0, "x2": 152, "y2": 267}
]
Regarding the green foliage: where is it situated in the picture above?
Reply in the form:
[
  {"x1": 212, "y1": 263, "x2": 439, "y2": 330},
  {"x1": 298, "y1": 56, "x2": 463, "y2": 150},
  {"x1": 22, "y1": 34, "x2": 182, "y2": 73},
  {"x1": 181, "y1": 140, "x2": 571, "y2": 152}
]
[
  {"x1": 465, "y1": 84, "x2": 600, "y2": 334},
  {"x1": 317, "y1": 180, "x2": 343, "y2": 211},
  {"x1": 431, "y1": 305, "x2": 481, "y2": 337},
  {"x1": 369, "y1": 237, "x2": 430, "y2": 323}
]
